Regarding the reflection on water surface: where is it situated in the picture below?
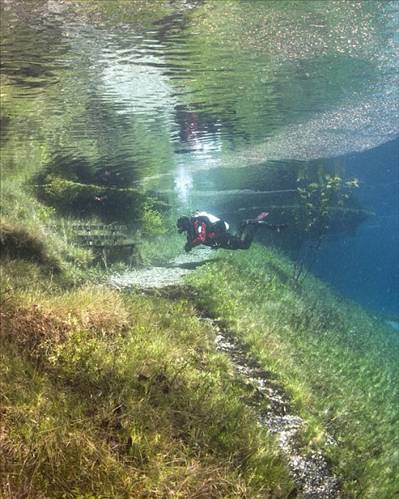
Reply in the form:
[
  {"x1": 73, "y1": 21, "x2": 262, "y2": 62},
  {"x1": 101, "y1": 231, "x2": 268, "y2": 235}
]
[{"x1": 1, "y1": 0, "x2": 398, "y2": 177}]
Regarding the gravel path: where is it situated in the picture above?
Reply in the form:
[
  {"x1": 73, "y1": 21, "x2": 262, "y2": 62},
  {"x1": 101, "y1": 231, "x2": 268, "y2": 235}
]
[
  {"x1": 108, "y1": 250, "x2": 340, "y2": 498},
  {"x1": 212, "y1": 322, "x2": 340, "y2": 498},
  {"x1": 108, "y1": 247, "x2": 215, "y2": 290}
]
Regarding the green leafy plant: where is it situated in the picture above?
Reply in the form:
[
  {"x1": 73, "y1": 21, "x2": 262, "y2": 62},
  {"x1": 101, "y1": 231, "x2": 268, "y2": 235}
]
[
  {"x1": 140, "y1": 202, "x2": 167, "y2": 237},
  {"x1": 294, "y1": 164, "x2": 360, "y2": 281}
]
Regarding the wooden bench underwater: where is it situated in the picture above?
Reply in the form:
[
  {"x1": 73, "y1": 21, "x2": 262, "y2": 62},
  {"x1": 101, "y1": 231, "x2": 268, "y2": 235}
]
[{"x1": 72, "y1": 223, "x2": 136, "y2": 266}]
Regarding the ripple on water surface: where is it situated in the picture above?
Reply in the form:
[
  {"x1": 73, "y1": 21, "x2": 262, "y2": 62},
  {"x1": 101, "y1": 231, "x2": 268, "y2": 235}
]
[{"x1": 1, "y1": 0, "x2": 398, "y2": 182}]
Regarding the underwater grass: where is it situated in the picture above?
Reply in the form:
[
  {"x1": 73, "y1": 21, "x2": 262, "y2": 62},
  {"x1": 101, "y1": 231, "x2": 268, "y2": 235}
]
[
  {"x1": 0, "y1": 172, "x2": 179, "y2": 283},
  {"x1": 138, "y1": 230, "x2": 184, "y2": 265},
  {"x1": 3, "y1": 216, "x2": 397, "y2": 496},
  {"x1": 187, "y1": 245, "x2": 399, "y2": 498},
  {"x1": 0, "y1": 175, "x2": 97, "y2": 284},
  {"x1": 1, "y1": 278, "x2": 293, "y2": 498}
]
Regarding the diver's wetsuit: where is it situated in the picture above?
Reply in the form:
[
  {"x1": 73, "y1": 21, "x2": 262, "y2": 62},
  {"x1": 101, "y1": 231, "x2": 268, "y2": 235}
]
[{"x1": 178, "y1": 212, "x2": 272, "y2": 252}]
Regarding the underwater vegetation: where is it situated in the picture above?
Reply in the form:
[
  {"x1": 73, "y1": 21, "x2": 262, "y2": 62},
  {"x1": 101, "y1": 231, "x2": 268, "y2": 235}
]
[
  {"x1": 33, "y1": 155, "x2": 170, "y2": 226},
  {"x1": 1, "y1": 0, "x2": 398, "y2": 497},
  {"x1": 187, "y1": 247, "x2": 399, "y2": 498},
  {"x1": 295, "y1": 164, "x2": 363, "y2": 238},
  {"x1": 1, "y1": 240, "x2": 398, "y2": 497},
  {"x1": 0, "y1": 275, "x2": 293, "y2": 498}
]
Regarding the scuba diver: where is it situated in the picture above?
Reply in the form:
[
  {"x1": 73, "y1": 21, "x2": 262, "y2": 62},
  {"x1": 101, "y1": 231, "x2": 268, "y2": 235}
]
[{"x1": 177, "y1": 211, "x2": 286, "y2": 252}]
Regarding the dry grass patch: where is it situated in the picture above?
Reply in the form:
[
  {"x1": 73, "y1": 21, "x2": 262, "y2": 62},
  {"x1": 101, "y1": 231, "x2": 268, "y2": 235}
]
[
  {"x1": 0, "y1": 302, "x2": 70, "y2": 359},
  {"x1": 0, "y1": 286, "x2": 130, "y2": 363},
  {"x1": 44, "y1": 286, "x2": 130, "y2": 337}
]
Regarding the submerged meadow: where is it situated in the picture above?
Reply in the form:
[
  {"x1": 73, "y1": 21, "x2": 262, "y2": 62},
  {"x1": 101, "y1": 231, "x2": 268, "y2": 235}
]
[
  {"x1": 2, "y1": 244, "x2": 398, "y2": 497},
  {"x1": 188, "y1": 248, "x2": 399, "y2": 497},
  {"x1": 1, "y1": 0, "x2": 398, "y2": 497}
]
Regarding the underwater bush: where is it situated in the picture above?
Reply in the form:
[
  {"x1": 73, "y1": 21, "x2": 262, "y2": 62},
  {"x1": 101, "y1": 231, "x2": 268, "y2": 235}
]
[
  {"x1": 296, "y1": 165, "x2": 364, "y2": 239},
  {"x1": 140, "y1": 201, "x2": 168, "y2": 237},
  {"x1": 35, "y1": 175, "x2": 146, "y2": 224}
]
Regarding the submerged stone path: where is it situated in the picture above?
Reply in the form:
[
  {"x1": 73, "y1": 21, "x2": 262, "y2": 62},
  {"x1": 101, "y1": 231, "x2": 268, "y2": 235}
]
[
  {"x1": 108, "y1": 249, "x2": 340, "y2": 498},
  {"x1": 108, "y1": 247, "x2": 216, "y2": 290},
  {"x1": 211, "y1": 322, "x2": 339, "y2": 498}
]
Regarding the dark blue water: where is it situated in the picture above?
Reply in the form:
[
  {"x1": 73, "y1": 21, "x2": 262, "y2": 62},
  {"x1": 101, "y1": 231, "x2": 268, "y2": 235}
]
[{"x1": 313, "y1": 139, "x2": 399, "y2": 317}]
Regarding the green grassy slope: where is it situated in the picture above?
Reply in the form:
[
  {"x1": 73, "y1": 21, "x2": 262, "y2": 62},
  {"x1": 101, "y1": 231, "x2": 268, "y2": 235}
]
[
  {"x1": 0, "y1": 272, "x2": 292, "y2": 498},
  {"x1": 2, "y1": 239, "x2": 398, "y2": 497},
  {"x1": 187, "y1": 246, "x2": 399, "y2": 498}
]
